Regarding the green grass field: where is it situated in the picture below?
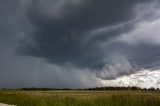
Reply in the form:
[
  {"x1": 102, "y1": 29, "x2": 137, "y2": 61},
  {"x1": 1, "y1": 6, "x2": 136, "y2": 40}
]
[{"x1": 0, "y1": 91, "x2": 160, "y2": 106}]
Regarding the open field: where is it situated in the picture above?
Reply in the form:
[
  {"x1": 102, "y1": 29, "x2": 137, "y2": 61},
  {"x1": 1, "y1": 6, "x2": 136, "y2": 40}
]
[{"x1": 0, "y1": 91, "x2": 160, "y2": 106}]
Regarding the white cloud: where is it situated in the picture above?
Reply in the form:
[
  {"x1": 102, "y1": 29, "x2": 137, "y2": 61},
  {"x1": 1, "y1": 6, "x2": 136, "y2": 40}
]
[{"x1": 100, "y1": 69, "x2": 160, "y2": 88}]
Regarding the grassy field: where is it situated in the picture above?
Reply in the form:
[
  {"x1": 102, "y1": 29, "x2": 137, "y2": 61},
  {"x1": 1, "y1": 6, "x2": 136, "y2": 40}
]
[{"x1": 0, "y1": 91, "x2": 160, "y2": 106}]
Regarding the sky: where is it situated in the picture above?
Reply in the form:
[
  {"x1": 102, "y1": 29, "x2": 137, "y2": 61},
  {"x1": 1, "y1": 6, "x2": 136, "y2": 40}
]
[{"x1": 0, "y1": 0, "x2": 160, "y2": 88}]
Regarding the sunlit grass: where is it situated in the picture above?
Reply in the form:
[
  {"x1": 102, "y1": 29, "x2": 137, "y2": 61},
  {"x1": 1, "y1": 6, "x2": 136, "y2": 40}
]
[{"x1": 0, "y1": 91, "x2": 160, "y2": 106}]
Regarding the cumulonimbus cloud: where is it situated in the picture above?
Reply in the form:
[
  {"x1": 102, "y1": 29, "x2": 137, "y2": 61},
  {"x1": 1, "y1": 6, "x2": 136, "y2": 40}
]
[{"x1": 16, "y1": 0, "x2": 160, "y2": 80}]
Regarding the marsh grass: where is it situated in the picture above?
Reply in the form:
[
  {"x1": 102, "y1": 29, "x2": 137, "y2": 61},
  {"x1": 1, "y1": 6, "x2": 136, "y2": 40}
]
[{"x1": 0, "y1": 91, "x2": 160, "y2": 106}]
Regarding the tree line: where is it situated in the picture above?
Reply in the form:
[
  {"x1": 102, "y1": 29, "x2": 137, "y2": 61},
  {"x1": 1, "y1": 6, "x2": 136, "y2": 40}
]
[{"x1": 3, "y1": 86, "x2": 157, "y2": 91}]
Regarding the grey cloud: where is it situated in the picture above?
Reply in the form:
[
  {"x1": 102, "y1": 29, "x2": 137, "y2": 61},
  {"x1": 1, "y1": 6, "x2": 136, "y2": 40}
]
[
  {"x1": 96, "y1": 56, "x2": 136, "y2": 80},
  {"x1": 113, "y1": 1, "x2": 160, "y2": 46},
  {"x1": 28, "y1": 0, "x2": 141, "y2": 30},
  {"x1": 17, "y1": 0, "x2": 150, "y2": 68},
  {"x1": 0, "y1": 0, "x2": 99, "y2": 88},
  {"x1": 115, "y1": 19, "x2": 160, "y2": 46},
  {"x1": 18, "y1": 0, "x2": 160, "y2": 81},
  {"x1": 1, "y1": 0, "x2": 160, "y2": 89}
]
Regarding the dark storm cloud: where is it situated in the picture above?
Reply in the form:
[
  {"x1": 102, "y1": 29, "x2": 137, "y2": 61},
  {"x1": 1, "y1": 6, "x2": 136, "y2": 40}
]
[
  {"x1": 103, "y1": 42, "x2": 160, "y2": 68},
  {"x1": 28, "y1": 0, "x2": 140, "y2": 30},
  {"x1": 17, "y1": 0, "x2": 151, "y2": 68},
  {"x1": 0, "y1": 0, "x2": 98, "y2": 88},
  {"x1": 1, "y1": 0, "x2": 160, "y2": 89}
]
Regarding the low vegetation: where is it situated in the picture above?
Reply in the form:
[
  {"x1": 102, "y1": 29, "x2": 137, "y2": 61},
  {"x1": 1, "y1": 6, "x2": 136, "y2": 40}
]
[{"x1": 0, "y1": 90, "x2": 160, "y2": 106}]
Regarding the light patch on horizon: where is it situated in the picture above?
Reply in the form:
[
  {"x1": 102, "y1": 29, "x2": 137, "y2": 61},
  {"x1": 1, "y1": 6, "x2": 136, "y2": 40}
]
[{"x1": 100, "y1": 69, "x2": 160, "y2": 88}]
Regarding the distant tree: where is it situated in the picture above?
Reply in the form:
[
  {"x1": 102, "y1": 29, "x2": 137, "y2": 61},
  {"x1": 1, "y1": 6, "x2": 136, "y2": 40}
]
[{"x1": 148, "y1": 87, "x2": 156, "y2": 91}]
